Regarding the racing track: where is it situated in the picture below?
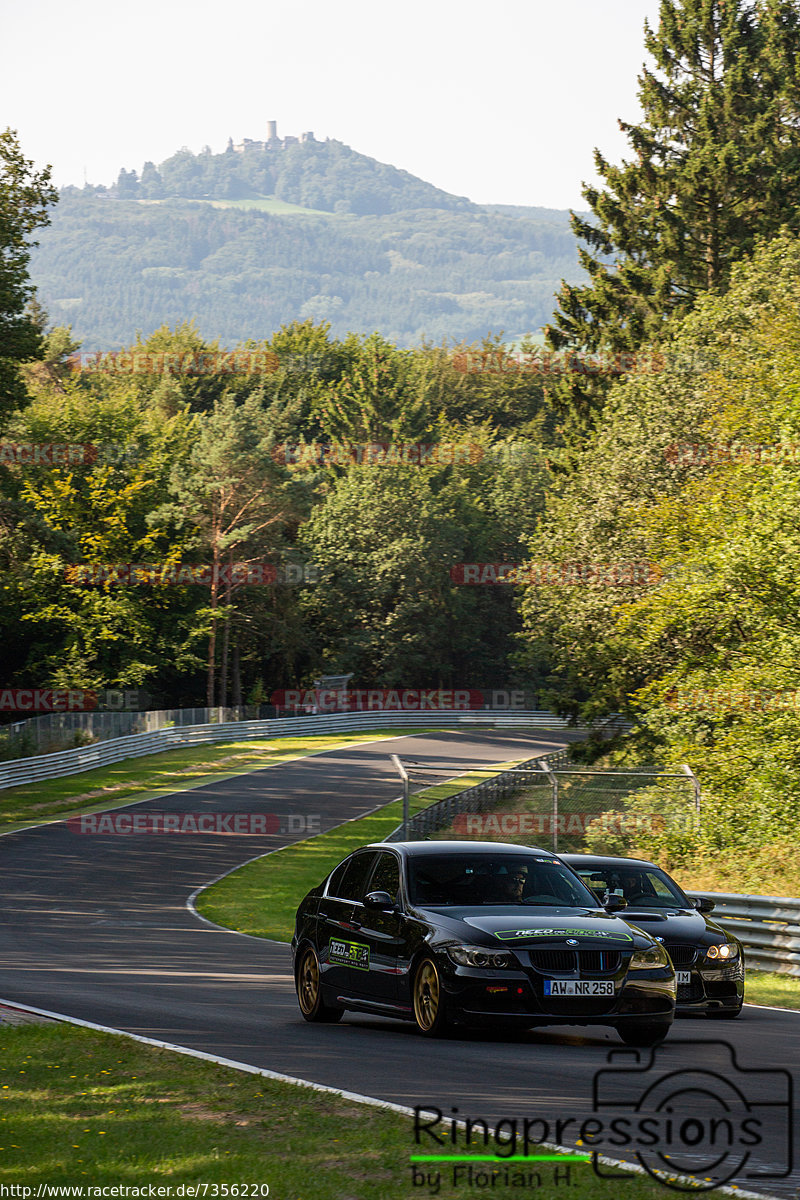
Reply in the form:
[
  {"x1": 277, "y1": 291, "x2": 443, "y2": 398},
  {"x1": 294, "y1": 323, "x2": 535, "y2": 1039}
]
[{"x1": 0, "y1": 729, "x2": 797, "y2": 1197}]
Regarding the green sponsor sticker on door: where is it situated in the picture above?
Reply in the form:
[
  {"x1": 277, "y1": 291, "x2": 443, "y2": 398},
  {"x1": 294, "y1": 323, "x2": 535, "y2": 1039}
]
[{"x1": 329, "y1": 937, "x2": 370, "y2": 969}]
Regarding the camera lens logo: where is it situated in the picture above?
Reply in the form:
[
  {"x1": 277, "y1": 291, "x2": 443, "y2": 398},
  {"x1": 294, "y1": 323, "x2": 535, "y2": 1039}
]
[{"x1": 591, "y1": 1040, "x2": 793, "y2": 1192}]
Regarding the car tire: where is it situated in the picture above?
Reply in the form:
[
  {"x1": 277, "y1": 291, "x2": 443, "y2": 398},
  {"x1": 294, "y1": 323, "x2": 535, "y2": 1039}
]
[
  {"x1": 412, "y1": 957, "x2": 450, "y2": 1037},
  {"x1": 296, "y1": 945, "x2": 344, "y2": 1023},
  {"x1": 617, "y1": 1020, "x2": 671, "y2": 1047}
]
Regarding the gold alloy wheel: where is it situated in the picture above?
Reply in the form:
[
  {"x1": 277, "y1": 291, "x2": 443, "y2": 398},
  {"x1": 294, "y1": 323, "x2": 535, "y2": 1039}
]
[
  {"x1": 413, "y1": 959, "x2": 441, "y2": 1031},
  {"x1": 298, "y1": 948, "x2": 320, "y2": 1015}
]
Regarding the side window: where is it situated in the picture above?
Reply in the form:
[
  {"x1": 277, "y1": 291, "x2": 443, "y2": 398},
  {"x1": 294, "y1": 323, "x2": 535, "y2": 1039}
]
[
  {"x1": 326, "y1": 859, "x2": 351, "y2": 898},
  {"x1": 368, "y1": 852, "x2": 401, "y2": 902},
  {"x1": 336, "y1": 852, "x2": 379, "y2": 902}
]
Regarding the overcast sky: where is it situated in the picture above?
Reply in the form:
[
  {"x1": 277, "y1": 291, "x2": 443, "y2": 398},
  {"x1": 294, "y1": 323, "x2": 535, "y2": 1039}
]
[{"x1": 3, "y1": 0, "x2": 661, "y2": 211}]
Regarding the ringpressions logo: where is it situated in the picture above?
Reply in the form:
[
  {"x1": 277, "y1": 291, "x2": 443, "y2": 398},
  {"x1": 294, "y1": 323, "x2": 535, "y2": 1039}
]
[{"x1": 409, "y1": 1040, "x2": 793, "y2": 1193}]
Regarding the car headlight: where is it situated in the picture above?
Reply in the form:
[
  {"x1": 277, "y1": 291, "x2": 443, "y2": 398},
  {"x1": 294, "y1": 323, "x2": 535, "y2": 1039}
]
[
  {"x1": 629, "y1": 943, "x2": 670, "y2": 970},
  {"x1": 446, "y1": 944, "x2": 514, "y2": 969},
  {"x1": 705, "y1": 942, "x2": 739, "y2": 961}
]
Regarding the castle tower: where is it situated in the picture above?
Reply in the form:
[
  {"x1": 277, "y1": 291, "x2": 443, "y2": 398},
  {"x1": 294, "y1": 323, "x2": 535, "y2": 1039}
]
[{"x1": 267, "y1": 120, "x2": 278, "y2": 142}]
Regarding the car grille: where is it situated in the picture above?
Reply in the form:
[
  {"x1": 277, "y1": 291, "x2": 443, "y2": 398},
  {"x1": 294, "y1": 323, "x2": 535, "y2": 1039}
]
[
  {"x1": 664, "y1": 943, "x2": 697, "y2": 967},
  {"x1": 580, "y1": 949, "x2": 621, "y2": 974},
  {"x1": 677, "y1": 979, "x2": 705, "y2": 1002},
  {"x1": 527, "y1": 948, "x2": 621, "y2": 974},
  {"x1": 528, "y1": 948, "x2": 575, "y2": 972}
]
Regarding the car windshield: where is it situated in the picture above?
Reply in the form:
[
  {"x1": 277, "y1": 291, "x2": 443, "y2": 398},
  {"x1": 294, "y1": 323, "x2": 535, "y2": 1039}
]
[
  {"x1": 575, "y1": 865, "x2": 688, "y2": 909},
  {"x1": 406, "y1": 853, "x2": 598, "y2": 908}
]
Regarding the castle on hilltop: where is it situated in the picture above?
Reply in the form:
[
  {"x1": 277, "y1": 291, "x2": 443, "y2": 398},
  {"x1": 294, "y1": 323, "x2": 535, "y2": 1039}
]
[{"x1": 230, "y1": 122, "x2": 316, "y2": 154}]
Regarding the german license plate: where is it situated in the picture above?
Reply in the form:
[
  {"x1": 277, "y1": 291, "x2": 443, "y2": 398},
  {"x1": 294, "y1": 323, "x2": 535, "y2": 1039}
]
[
  {"x1": 675, "y1": 971, "x2": 691, "y2": 985},
  {"x1": 543, "y1": 980, "x2": 614, "y2": 996}
]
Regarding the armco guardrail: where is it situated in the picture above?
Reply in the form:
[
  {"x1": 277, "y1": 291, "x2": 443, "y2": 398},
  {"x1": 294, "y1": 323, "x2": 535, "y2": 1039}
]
[
  {"x1": 385, "y1": 748, "x2": 572, "y2": 841},
  {"x1": 0, "y1": 711, "x2": 590, "y2": 791},
  {"x1": 693, "y1": 893, "x2": 800, "y2": 977}
]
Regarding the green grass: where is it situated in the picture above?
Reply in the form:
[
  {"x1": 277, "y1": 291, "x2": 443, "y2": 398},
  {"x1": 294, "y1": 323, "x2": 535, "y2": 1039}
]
[
  {"x1": 196, "y1": 766, "x2": 520, "y2": 941},
  {"x1": 0, "y1": 730, "x2": 434, "y2": 833},
  {"x1": 207, "y1": 195, "x2": 333, "y2": 216},
  {"x1": 0, "y1": 1023, "x2": 728, "y2": 1198},
  {"x1": 743, "y1": 969, "x2": 800, "y2": 1010}
]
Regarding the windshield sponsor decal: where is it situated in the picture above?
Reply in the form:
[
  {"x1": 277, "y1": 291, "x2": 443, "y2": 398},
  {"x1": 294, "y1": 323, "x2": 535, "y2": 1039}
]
[
  {"x1": 494, "y1": 927, "x2": 634, "y2": 942},
  {"x1": 329, "y1": 937, "x2": 370, "y2": 969}
]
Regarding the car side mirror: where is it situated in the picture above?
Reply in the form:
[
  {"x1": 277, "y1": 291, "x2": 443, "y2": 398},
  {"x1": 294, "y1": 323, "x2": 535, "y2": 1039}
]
[
  {"x1": 691, "y1": 896, "x2": 715, "y2": 913},
  {"x1": 364, "y1": 890, "x2": 397, "y2": 911},
  {"x1": 604, "y1": 894, "x2": 628, "y2": 912}
]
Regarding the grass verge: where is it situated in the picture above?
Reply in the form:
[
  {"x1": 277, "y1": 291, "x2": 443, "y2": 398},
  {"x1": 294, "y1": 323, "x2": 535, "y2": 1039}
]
[
  {"x1": 743, "y1": 970, "x2": 800, "y2": 1010},
  {"x1": 196, "y1": 766, "x2": 519, "y2": 941},
  {"x1": 0, "y1": 729, "x2": 434, "y2": 833},
  {"x1": 0, "y1": 1022, "x2": 727, "y2": 1198}
]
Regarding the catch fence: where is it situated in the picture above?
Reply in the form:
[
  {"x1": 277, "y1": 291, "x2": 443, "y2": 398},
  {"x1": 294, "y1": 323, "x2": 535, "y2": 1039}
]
[{"x1": 387, "y1": 752, "x2": 699, "y2": 854}]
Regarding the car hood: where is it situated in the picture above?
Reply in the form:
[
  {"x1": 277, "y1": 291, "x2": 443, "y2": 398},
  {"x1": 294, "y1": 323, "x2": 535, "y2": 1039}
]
[
  {"x1": 457, "y1": 909, "x2": 643, "y2": 946},
  {"x1": 620, "y1": 908, "x2": 712, "y2": 941}
]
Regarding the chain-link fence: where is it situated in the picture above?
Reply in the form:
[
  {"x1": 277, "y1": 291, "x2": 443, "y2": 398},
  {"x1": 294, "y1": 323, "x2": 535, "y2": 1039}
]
[{"x1": 388, "y1": 752, "x2": 700, "y2": 858}]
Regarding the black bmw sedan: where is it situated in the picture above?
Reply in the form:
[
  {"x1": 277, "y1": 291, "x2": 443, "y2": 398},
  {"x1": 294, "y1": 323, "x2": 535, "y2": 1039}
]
[
  {"x1": 292, "y1": 840, "x2": 676, "y2": 1044},
  {"x1": 562, "y1": 853, "x2": 744, "y2": 1018}
]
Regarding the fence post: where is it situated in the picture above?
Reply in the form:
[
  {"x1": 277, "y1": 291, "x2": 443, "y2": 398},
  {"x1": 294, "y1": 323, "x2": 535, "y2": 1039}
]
[
  {"x1": 391, "y1": 754, "x2": 410, "y2": 840},
  {"x1": 552, "y1": 772, "x2": 559, "y2": 852},
  {"x1": 538, "y1": 757, "x2": 559, "y2": 852},
  {"x1": 680, "y1": 763, "x2": 701, "y2": 825}
]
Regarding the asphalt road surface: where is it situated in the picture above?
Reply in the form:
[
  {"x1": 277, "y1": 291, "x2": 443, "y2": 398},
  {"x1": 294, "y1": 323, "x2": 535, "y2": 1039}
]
[{"x1": 0, "y1": 729, "x2": 797, "y2": 1197}]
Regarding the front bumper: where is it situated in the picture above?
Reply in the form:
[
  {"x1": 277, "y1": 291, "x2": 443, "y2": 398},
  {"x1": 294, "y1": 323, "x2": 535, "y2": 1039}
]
[
  {"x1": 675, "y1": 959, "x2": 744, "y2": 1013},
  {"x1": 439, "y1": 962, "x2": 675, "y2": 1027}
]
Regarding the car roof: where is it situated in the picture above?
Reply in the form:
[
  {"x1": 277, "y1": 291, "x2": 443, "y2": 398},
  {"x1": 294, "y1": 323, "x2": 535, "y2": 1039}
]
[
  {"x1": 561, "y1": 853, "x2": 659, "y2": 870},
  {"x1": 363, "y1": 841, "x2": 556, "y2": 857}
]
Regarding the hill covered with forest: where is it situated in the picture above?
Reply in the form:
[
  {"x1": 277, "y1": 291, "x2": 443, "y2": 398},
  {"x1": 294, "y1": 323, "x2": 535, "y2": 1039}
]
[{"x1": 28, "y1": 137, "x2": 585, "y2": 350}]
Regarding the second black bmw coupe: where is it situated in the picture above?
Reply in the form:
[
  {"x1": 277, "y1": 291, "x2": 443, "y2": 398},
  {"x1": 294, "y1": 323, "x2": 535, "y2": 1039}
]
[{"x1": 292, "y1": 840, "x2": 676, "y2": 1044}]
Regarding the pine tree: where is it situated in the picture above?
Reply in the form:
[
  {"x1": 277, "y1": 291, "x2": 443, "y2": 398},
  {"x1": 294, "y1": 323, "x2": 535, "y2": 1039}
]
[
  {"x1": 546, "y1": 0, "x2": 800, "y2": 424},
  {"x1": 0, "y1": 128, "x2": 57, "y2": 422}
]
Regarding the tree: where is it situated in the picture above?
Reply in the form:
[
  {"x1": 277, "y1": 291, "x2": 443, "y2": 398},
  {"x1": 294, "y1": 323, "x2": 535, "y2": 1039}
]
[
  {"x1": 545, "y1": 0, "x2": 800, "y2": 427},
  {"x1": 139, "y1": 161, "x2": 164, "y2": 199},
  {"x1": 0, "y1": 383, "x2": 201, "y2": 697},
  {"x1": 154, "y1": 395, "x2": 291, "y2": 706},
  {"x1": 20, "y1": 302, "x2": 81, "y2": 392},
  {"x1": 0, "y1": 129, "x2": 57, "y2": 424}
]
